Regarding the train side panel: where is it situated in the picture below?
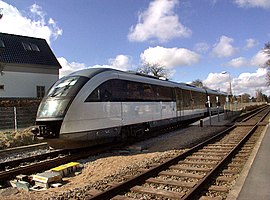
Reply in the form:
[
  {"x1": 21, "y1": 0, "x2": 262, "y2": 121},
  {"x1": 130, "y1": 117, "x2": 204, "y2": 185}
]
[
  {"x1": 59, "y1": 71, "x2": 122, "y2": 139},
  {"x1": 122, "y1": 102, "x2": 161, "y2": 125}
]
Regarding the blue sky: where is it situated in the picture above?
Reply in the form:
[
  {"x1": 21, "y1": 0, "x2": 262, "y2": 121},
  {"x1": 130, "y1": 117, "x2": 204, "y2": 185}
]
[{"x1": 1, "y1": 0, "x2": 270, "y2": 96}]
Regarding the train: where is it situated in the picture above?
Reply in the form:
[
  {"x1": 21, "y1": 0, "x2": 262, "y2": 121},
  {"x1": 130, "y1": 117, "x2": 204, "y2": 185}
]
[{"x1": 31, "y1": 68, "x2": 227, "y2": 149}]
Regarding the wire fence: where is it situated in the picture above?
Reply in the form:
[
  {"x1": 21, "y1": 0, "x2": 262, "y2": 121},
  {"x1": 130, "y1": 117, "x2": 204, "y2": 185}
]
[{"x1": 0, "y1": 106, "x2": 38, "y2": 132}]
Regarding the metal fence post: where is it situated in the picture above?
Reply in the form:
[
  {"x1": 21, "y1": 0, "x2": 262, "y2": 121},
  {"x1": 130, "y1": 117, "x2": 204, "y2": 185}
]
[{"x1": 14, "y1": 106, "x2": 17, "y2": 132}]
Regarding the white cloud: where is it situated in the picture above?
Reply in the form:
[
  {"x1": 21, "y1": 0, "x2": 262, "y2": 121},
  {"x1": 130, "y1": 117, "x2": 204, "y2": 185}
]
[
  {"x1": 234, "y1": 0, "x2": 270, "y2": 9},
  {"x1": 250, "y1": 50, "x2": 269, "y2": 67},
  {"x1": 194, "y1": 42, "x2": 210, "y2": 53},
  {"x1": 224, "y1": 50, "x2": 269, "y2": 68},
  {"x1": 233, "y1": 68, "x2": 270, "y2": 95},
  {"x1": 212, "y1": 35, "x2": 238, "y2": 58},
  {"x1": 140, "y1": 46, "x2": 200, "y2": 67},
  {"x1": 58, "y1": 55, "x2": 132, "y2": 78},
  {"x1": 245, "y1": 38, "x2": 259, "y2": 49},
  {"x1": 58, "y1": 57, "x2": 87, "y2": 77},
  {"x1": 128, "y1": 0, "x2": 191, "y2": 43},
  {"x1": 225, "y1": 57, "x2": 248, "y2": 68},
  {"x1": 108, "y1": 55, "x2": 132, "y2": 71},
  {"x1": 203, "y1": 72, "x2": 229, "y2": 92},
  {"x1": 0, "y1": 1, "x2": 62, "y2": 45},
  {"x1": 203, "y1": 68, "x2": 270, "y2": 96}
]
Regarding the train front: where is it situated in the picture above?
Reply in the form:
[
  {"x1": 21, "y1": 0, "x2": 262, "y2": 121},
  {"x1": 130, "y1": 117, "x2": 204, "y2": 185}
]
[{"x1": 32, "y1": 75, "x2": 88, "y2": 147}]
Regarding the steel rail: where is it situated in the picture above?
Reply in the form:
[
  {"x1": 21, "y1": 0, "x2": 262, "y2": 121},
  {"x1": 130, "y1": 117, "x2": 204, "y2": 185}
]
[
  {"x1": 88, "y1": 106, "x2": 270, "y2": 200},
  {"x1": 240, "y1": 105, "x2": 268, "y2": 122},
  {"x1": 182, "y1": 107, "x2": 270, "y2": 200},
  {"x1": 0, "y1": 148, "x2": 71, "y2": 171},
  {"x1": 0, "y1": 142, "x2": 48, "y2": 157},
  {"x1": 236, "y1": 104, "x2": 268, "y2": 123}
]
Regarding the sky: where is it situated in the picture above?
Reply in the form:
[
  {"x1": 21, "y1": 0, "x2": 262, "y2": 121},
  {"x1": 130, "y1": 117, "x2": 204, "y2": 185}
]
[{"x1": 0, "y1": 0, "x2": 270, "y2": 97}]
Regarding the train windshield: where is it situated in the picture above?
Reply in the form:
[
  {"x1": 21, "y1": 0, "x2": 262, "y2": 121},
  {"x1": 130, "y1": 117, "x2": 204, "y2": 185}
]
[
  {"x1": 37, "y1": 76, "x2": 88, "y2": 119},
  {"x1": 47, "y1": 76, "x2": 86, "y2": 97}
]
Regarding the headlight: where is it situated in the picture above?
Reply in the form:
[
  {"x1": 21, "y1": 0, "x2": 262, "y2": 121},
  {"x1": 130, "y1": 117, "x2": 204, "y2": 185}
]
[{"x1": 37, "y1": 99, "x2": 70, "y2": 118}]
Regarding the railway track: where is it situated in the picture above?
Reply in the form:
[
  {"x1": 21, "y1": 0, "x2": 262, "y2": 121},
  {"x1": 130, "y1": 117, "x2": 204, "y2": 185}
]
[
  {"x1": 0, "y1": 142, "x2": 48, "y2": 157},
  {"x1": 85, "y1": 106, "x2": 270, "y2": 200},
  {"x1": 0, "y1": 143, "x2": 120, "y2": 182}
]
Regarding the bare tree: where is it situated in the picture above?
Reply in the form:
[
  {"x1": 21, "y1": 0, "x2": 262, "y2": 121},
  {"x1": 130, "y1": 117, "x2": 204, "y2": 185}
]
[
  {"x1": 263, "y1": 43, "x2": 270, "y2": 86},
  {"x1": 264, "y1": 42, "x2": 270, "y2": 66},
  {"x1": 267, "y1": 72, "x2": 270, "y2": 86},
  {"x1": 137, "y1": 62, "x2": 169, "y2": 79},
  {"x1": 241, "y1": 93, "x2": 250, "y2": 103},
  {"x1": 255, "y1": 89, "x2": 263, "y2": 102},
  {"x1": 191, "y1": 79, "x2": 203, "y2": 88},
  {"x1": 190, "y1": 79, "x2": 209, "y2": 89}
]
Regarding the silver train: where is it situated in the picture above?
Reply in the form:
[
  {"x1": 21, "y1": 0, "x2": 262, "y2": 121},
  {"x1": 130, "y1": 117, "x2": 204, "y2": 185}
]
[{"x1": 32, "y1": 68, "x2": 227, "y2": 149}]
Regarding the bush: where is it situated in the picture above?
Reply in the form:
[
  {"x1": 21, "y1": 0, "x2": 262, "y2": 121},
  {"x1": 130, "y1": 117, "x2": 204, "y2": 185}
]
[{"x1": 0, "y1": 128, "x2": 42, "y2": 149}]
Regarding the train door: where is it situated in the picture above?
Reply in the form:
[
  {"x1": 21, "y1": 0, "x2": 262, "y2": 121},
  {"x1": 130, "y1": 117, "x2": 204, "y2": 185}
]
[{"x1": 175, "y1": 88, "x2": 182, "y2": 119}]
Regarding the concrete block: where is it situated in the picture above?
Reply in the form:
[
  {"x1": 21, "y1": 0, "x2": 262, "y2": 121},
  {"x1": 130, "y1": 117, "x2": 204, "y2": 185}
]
[
  {"x1": 51, "y1": 162, "x2": 80, "y2": 177},
  {"x1": 16, "y1": 181, "x2": 30, "y2": 192},
  {"x1": 33, "y1": 171, "x2": 62, "y2": 185}
]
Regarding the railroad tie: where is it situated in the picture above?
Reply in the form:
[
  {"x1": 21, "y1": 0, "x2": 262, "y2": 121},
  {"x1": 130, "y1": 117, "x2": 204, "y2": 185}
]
[
  {"x1": 130, "y1": 185, "x2": 185, "y2": 199},
  {"x1": 170, "y1": 165, "x2": 211, "y2": 172},
  {"x1": 159, "y1": 171, "x2": 204, "y2": 179},
  {"x1": 146, "y1": 177, "x2": 196, "y2": 188}
]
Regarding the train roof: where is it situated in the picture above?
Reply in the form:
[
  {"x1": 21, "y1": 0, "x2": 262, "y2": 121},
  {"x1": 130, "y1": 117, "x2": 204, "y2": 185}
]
[
  {"x1": 177, "y1": 83, "x2": 206, "y2": 93},
  {"x1": 67, "y1": 68, "x2": 227, "y2": 96},
  {"x1": 206, "y1": 88, "x2": 227, "y2": 95},
  {"x1": 68, "y1": 68, "x2": 112, "y2": 78}
]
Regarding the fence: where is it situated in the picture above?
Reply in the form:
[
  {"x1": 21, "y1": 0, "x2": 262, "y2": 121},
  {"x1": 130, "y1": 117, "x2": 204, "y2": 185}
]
[{"x1": 0, "y1": 106, "x2": 39, "y2": 131}]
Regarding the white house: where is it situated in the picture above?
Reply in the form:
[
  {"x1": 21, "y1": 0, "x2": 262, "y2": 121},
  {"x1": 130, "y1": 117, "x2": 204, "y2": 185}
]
[{"x1": 0, "y1": 32, "x2": 61, "y2": 98}]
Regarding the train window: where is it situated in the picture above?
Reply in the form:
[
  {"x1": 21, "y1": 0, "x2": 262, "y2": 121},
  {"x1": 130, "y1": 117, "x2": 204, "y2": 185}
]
[
  {"x1": 111, "y1": 79, "x2": 126, "y2": 101},
  {"x1": 182, "y1": 89, "x2": 191, "y2": 108},
  {"x1": 86, "y1": 79, "x2": 126, "y2": 102},
  {"x1": 87, "y1": 89, "x2": 100, "y2": 101},
  {"x1": 86, "y1": 82, "x2": 112, "y2": 102},
  {"x1": 191, "y1": 91, "x2": 205, "y2": 109},
  {"x1": 156, "y1": 86, "x2": 173, "y2": 101},
  {"x1": 126, "y1": 81, "x2": 143, "y2": 101},
  {"x1": 86, "y1": 79, "x2": 174, "y2": 102},
  {"x1": 175, "y1": 88, "x2": 182, "y2": 111},
  {"x1": 143, "y1": 84, "x2": 156, "y2": 101}
]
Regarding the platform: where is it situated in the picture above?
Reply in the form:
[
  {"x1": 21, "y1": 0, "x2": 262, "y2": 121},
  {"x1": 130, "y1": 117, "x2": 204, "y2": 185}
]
[
  {"x1": 226, "y1": 122, "x2": 270, "y2": 200},
  {"x1": 191, "y1": 112, "x2": 237, "y2": 127}
]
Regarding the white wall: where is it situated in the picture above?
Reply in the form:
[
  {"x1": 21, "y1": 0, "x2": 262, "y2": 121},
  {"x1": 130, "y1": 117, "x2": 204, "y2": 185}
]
[{"x1": 0, "y1": 71, "x2": 58, "y2": 98}]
